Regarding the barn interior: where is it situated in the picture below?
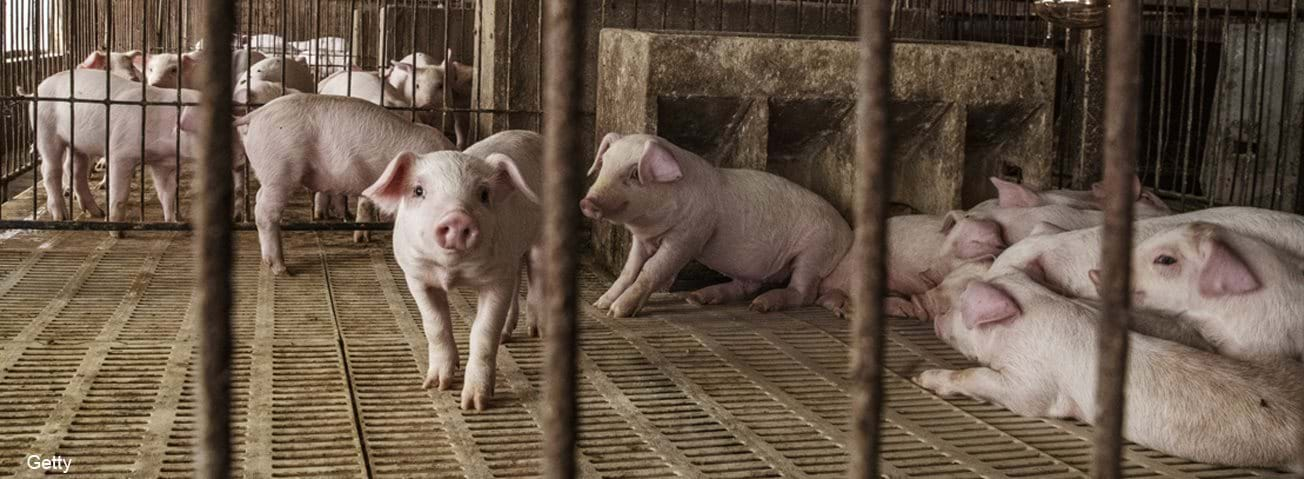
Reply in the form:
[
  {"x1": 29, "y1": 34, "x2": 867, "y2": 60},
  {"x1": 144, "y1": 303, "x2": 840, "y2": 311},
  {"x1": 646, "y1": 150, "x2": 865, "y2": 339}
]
[{"x1": 1, "y1": 0, "x2": 1301, "y2": 477}]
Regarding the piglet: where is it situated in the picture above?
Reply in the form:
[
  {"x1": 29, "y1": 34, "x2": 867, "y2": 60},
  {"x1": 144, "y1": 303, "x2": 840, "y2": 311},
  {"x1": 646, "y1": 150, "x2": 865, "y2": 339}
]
[
  {"x1": 363, "y1": 130, "x2": 542, "y2": 410},
  {"x1": 988, "y1": 207, "x2": 1304, "y2": 300},
  {"x1": 234, "y1": 78, "x2": 299, "y2": 108},
  {"x1": 248, "y1": 57, "x2": 315, "y2": 93},
  {"x1": 238, "y1": 94, "x2": 455, "y2": 274},
  {"x1": 582, "y1": 133, "x2": 852, "y2": 317},
  {"x1": 972, "y1": 175, "x2": 1172, "y2": 218},
  {"x1": 1093, "y1": 221, "x2": 1304, "y2": 362},
  {"x1": 142, "y1": 53, "x2": 200, "y2": 89},
  {"x1": 79, "y1": 50, "x2": 143, "y2": 82},
  {"x1": 917, "y1": 269, "x2": 1303, "y2": 471},
  {"x1": 318, "y1": 70, "x2": 411, "y2": 110}
]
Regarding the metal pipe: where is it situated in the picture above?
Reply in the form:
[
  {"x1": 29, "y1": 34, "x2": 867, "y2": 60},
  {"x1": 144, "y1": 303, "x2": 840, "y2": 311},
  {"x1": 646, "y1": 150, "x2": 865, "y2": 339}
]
[
  {"x1": 540, "y1": 1, "x2": 584, "y2": 478},
  {"x1": 195, "y1": 0, "x2": 236, "y2": 476},
  {"x1": 0, "y1": 220, "x2": 397, "y2": 231},
  {"x1": 1093, "y1": 0, "x2": 1140, "y2": 474},
  {"x1": 850, "y1": 0, "x2": 894, "y2": 476}
]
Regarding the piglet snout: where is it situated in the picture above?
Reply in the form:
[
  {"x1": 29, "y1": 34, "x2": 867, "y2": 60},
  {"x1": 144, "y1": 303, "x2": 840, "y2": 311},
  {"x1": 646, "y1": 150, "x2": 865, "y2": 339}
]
[
  {"x1": 435, "y1": 211, "x2": 479, "y2": 251},
  {"x1": 579, "y1": 197, "x2": 602, "y2": 219}
]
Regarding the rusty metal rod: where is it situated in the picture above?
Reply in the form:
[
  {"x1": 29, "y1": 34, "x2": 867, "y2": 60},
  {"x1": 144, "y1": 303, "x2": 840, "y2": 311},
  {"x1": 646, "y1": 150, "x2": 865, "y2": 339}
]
[
  {"x1": 195, "y1": 0, "x2": 236, "y2": 476},
  {"x1": 0, "y1": 220, "x2": 397, "y2": 231},
  {"x1": 850, "y1": 0, "x2": 894, "y2": 475},
  {"x1": 541, "y1": 1, "x2": 585, "y2": 478},
  {"x1": 1093, "y1": 0, "x2": 1141, "y2": 476}
]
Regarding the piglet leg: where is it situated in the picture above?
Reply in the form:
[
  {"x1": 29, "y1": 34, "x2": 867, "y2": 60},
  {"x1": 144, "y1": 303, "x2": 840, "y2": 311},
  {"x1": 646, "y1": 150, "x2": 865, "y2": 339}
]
[
  {"x1": 596, "y1": 239, "x2": 650, "y2": 311},
  {"x1": 610, "y1": 241, "x2": 695, "y2": 318},
  {"x1": 407, "y1": 278, "x2": 458, "y2": 391},
  {"x1": 686, "y1": 279, "x2": 762, "y2": 306},
  {"x1": 463, "y1": 281, "x2": 513, "y2": 410},
  {"x1": 913, "y1": 367, "x2": 1058, "y2": 418}
]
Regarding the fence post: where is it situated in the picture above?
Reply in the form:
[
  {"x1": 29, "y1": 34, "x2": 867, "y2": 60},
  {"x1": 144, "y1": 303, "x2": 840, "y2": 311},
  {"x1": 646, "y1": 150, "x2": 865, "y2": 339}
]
[
  {"x1": 195, "y1": 0, "x2": 236, "y2": 478},
  {"x1": 541, "y1": 1, "x2": 585, "y2": 478},
  {"x1": 849, "y1": 0, "x2": 894, "y2": 476},
  {"x1": 1093, "y1": 0, "x2": 1140, "y2": 475}
]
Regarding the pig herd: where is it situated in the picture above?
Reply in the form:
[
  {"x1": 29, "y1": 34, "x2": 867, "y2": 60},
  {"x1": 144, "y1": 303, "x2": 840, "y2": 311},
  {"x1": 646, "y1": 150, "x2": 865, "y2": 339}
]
[{"x1": 18, "y1": 42, "x2": 1304, "y2": 472}]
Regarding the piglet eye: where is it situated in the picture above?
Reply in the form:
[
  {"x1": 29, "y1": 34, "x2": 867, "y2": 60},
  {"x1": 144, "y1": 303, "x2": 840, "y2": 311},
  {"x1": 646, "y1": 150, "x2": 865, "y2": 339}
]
[
  {"x1": 413, "y1": 185, "x2": 424, "y2": 198},
  {"x1": 479, "y1": 187, "x2": 490, "y2": 205},
  {"x1": 628, "y1": 168, "x2": 639, "y2": 183},
  {"x1": 1154, "y1": 255, "x2": 1177, "y2": 266}
]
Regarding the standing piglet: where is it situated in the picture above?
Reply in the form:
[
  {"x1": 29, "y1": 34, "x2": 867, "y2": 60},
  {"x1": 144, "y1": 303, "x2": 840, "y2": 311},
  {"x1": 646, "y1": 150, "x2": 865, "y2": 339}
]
[
  {"x1": 1096, "y1": 221, "x2": 1304, "y2": 362},
  {"x1": 30, "y1": 69, "x2": 137, "y2": 219},
  {"x1": 238, "y1": 94, "x2": 455, "y2": 274},
  {"x1": 581, "y1": 133, "x2": 851, "y2": 317},
  {"x1": 917, "y1": 270, "x2": 1303, "y2": 471},
  {"x1": 362, "y1": 130, "x2": 542, "y2": 410}
]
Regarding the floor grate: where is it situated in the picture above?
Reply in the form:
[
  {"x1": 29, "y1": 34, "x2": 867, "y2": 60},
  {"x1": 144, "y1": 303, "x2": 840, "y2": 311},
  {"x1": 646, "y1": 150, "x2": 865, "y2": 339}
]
[{"x1": 0, "y1": 225, "x2": 1281, "y2": 478}]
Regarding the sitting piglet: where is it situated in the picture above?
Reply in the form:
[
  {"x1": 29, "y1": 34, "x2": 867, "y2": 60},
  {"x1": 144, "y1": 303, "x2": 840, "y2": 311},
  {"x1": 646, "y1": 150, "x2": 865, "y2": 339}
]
[
  {"x1": 363, "y1": 130, "x2": 542, "y2": 411},
  {"x1": 917, "y1": 269, "x2": 1304, "y2": 472},
  {"x1": 1093, "y1": 221, "x2": 1304, "y2": 362},
  {"x1": 581, "y1": 133, "x2": 852, "y2": 317}
]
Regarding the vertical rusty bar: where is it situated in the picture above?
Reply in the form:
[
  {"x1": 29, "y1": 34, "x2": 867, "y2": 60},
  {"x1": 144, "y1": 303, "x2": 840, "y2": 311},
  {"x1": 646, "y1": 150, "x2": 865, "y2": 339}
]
[
  {"x1": 849, "y1": 0, "x2": 893, "y2": 476},
  {"x1": 1093, "y1": 0, "x2": 1140, "y2": 474},
  {"x1": 540, "y1": 1, "x2": 583, "y2": 478},
  {"x1": 194, "y1": 0, "x2": 235, "y2": 477}
]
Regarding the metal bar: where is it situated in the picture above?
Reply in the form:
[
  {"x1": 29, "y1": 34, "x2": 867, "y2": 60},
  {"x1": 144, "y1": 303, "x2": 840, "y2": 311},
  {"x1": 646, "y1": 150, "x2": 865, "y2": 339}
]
[
  {"x1": 1094, "y1": 0, "x2": 1141, "y2": 474},
  {"x1": 0, "y1": 220, "x2": 398, "y2": 231},
  {"x1": 194, "y1": 0, "x2": 236, "y2": 477},
  {"x1": 540, "y1": 1, "x2": 583, "y2": 478},
  {"x1": 850, "y1": 0, "x2": 893, "y2": 476}
]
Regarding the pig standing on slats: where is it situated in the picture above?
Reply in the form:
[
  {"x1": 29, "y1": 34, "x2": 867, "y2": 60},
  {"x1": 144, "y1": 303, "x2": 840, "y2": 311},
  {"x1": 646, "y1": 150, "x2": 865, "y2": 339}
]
[
  {"x1": 915, "y1": 268, "x2": 1303, "y2": 472},
  {"x1": 237, "y1": 94, "x2": 455, "y2": 275},
  {"x1": 363, "y1": 130, "x2": 542, "y2": 411},
  {"x1": 581, "y1": 133, "x2": 853, "y2": 317}
]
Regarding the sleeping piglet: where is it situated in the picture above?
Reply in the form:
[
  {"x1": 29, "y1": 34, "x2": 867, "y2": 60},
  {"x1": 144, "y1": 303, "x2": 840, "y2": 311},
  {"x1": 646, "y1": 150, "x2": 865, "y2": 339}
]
[
  {"x1": 581, "y1": 133, "x2": 852, "y2": 317},
  {"x1": 917, "y1": 269, "x2": 1303, "y2": 471},
  {"x1": 363, "y1": 130, "x2": 542, "y2": 410},
  {"x1": 1093, "y1": 221, "x2": 1304, "y2": 362}
]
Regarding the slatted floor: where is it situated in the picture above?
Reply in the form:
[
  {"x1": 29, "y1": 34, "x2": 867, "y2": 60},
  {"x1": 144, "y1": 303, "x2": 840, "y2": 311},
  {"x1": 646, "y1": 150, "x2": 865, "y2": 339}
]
[{"x1": 0, "y1": 174, "x2": 1282, "y2": 478}]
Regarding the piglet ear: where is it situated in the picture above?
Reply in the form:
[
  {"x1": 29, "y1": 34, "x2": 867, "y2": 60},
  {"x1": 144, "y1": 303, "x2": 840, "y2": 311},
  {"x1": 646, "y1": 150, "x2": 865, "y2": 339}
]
[
  {"x1": 1137, "y1": 190, "x2": 1171, "y2": 214},
  {"x1": 484, "y1": 153, "x2": 539, "y2": 204},
  {"x1": 362, "y1": 151, "x2": 419, "y2": 214},
  {"x1": 991, "y1": 177, "x2": 1042, "y2": 208},
  {"x1": 390, "y1": 60, "x2": 413, "y2": 74},
  {"x1": 1088, "y1": 269, "x2": 1102, "y2": 291},
  {"x1": 590, "y1": 132, "x2": 621, "y2": 177},
  {"x1": 960, "y1": 281, "x2": 1021, "y2": 329},
  {"x1": 81, "y1": 51, "x2": 107, "y2": 69},
  {"x1": 639, "y1": 139, "x2": 682, "y2": 183},
  {"x1": 1190, "y1": 223, "x2": 1260, "y2": 297},
  {"x1": 939, "y1": 210, "x2": 964, "y2": 234},
  {"x1": 953, "y1": 217, "x2": 1006, "y2": 260},
  {"x1": 1092, "y1": 174, "x2": 1143, "y2": 201},
  {"x1": 133, "y1": 53, "x2": 147, "y2": 69}
]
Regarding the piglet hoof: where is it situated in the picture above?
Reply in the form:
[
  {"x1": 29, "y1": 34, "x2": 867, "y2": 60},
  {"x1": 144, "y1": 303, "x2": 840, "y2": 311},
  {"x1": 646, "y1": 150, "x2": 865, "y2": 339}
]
[
  {"x1": 422, "y1": 364, "x2": 456, "y2": 391},
  {"x1": 263, "y1": 258, "x2": 289, "y2": 276},
  {"x1": 353, "y1": 231, "x2": 371, "y2": 243},
  {"x1": 86, "y1": 206, "x2": 106, "y2": 219},
  {"x1": 527, "y1": 323, "x2": 540, "y2": 338},
  {"x1": 110, "y1": 230, "x2": 124, "y2": 240},
  {"x1": 608, "y1": 300, "x2": 641, "y2": 318},
  {"x1": 685, "y1": 291, "x2": 720, "y2": 306},
  {"x1": 498, "y1": 329, "x2": 513, "y2": 345},
  {"x1": 913, "y1": 369, "x2": 958, "y2": 397},
  {"x1": 461, "y1": 382, "x2": 493, "y2": 411},
  {"x1": 593, "y1": 295, "x2": 615, "y2": 311}
]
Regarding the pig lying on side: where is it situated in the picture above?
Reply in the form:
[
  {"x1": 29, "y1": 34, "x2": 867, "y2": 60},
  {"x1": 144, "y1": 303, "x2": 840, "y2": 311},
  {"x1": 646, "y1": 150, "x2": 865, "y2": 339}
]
[
  {"x1": 363, "y1": 130, "x2": 542, "y2": 410},
  {"x1": 581, "y1": 133, "x2": 852, "y2": 317},
  {"x1": 238, "y1": 94, "x2": 455, "y2": 274},
  {"x1": 1094, "y1": 222, "x2": 1304, "y2": 362},
  {"x1": 972, "y1": 175, "x2": 1172, "y2": 217},
  {"x1": 988, "y1": 207, "x2": 1304, "y2": 300},
  {"x1": 916, "y1": 269, "x2": 1303, "y2": 471}
]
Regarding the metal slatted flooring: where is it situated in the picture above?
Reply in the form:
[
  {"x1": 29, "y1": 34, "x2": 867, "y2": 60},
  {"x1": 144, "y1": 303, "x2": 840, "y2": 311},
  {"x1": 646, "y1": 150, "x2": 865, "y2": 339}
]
[{"x1": 0, "y1": 176, "x2": 1282, "y2": 478}]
